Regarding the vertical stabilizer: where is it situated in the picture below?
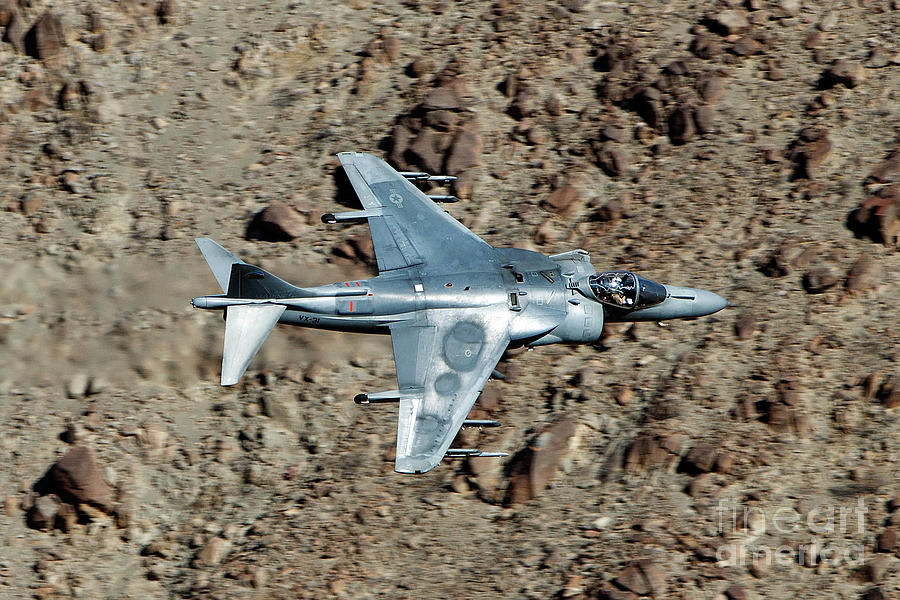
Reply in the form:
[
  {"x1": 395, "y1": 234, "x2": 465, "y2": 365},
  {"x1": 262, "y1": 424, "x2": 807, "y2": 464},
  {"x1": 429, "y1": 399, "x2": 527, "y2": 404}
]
[
  {"x1": 221, "y1": 304, "x2": 286, "y2": 385},
  {"x1": 196, "y1": 238, "x2": 246, "y2": 294}
]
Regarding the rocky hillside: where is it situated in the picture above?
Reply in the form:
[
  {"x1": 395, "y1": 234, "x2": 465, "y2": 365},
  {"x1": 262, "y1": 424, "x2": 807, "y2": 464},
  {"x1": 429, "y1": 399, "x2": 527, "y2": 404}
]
[{"x1": 0, "y1": 0, "x2": 898, "y2": 598}]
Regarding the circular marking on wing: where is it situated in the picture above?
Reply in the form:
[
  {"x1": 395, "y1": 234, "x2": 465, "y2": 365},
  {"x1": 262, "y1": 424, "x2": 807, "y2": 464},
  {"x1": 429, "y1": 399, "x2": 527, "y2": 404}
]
[
  {"x1": 442, "y1": 321, "x2": 485, "y2": 372},
  {"x1": 434, "y1": 372, "x2": 460, "y2": 395}
]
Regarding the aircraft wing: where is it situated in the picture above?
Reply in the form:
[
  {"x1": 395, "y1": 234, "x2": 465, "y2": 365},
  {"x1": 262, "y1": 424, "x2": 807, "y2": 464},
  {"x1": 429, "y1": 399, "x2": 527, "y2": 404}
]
[
  {"x1": 336, "y1": 152, "x2": 495, "y2": 274},
  {"x1": 389, "y1": 307, "x2": 510, "y2": 473}
]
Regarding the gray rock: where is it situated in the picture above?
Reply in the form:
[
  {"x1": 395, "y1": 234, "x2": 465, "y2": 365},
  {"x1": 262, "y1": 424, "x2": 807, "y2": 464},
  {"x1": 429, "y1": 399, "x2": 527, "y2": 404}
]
[
  {"x1": 713, "y1": 10, "x2": 750, "y2": 35},
  {"x1": 28, "y1": 494, "x2": 60, "y2": 530},
  {"x1": 194, "y1": 536, "x2": 231, "y2": 566},
  {"x1": 803, "y1": 265, "x2": 839, "y2": 293},
  {"x1": 66, "y1": 373, "x2": 90, "y2": 399}
]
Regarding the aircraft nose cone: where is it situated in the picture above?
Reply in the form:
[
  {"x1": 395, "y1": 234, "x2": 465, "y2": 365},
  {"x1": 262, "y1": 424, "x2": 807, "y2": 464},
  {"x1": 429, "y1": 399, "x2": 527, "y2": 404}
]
[{"x1": 692, "y1": 289, "x2": 729, "y2": 316}]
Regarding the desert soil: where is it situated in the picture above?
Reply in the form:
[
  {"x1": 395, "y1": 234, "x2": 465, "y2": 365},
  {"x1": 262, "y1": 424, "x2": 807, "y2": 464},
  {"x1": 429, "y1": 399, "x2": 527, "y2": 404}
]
[{"x1": 0, "y1": 0, "x2": 899, "y2": 599}]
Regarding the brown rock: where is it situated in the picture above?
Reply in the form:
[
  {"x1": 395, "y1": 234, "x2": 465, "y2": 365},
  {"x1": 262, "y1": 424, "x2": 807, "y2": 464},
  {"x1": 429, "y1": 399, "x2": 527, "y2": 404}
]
[
  {"x1": 613, "y1": 559, "x2": 667, "y2": 597},
  {"x1": 46, "y1": 445, "x2": 114, "y2": 512},
  {"x1": 715, "y1": 452, "x2": 735, "y2": 474},
  {"x1": 505, "y1": 416, "x2": 576, "y2": 505},
  {"x1": 876, "y1": 528, "x2": 897, "y2": 552},
  {"x1": 804, "y1": 30, "x2": 824, "y2": 49},
  {"x1": 691, "y1": 32, "x2": 722, "y2": 59},
  {"x1": 869, "y1": 149, "x2": 900, "y2": 183},
  {"x1": 764, "y1": 403, "x2": 802, "y2": 434},
  {"x1": 451, "y1": 170, "x2": 476, "y2": 200},
  {"x1": 19, "y1": 194, "x2": 42, "y2": 216},
  {"x1": 593, "y1": 195, "x2": 630, "y2": 223},
  {"x1": 56, "y1": 502, "x2": 77, "y2": 532},
  {"x1": 543, "y1": 183, "x2": 582, "y2": 217},
  {"x1": 408, "y1": 128, "x2": 446, "y2": 174},
  {"x1": 734, "y1": 312, "x2": 756, "y2": 340},
  {"x1": 545, "y1": 93, "x2": 563, "y2": 116},
  {"x1": 388, "y1": 122, "x2": 414, "y2": 167},
  {"x1": 407, "y1": 58, "x2": 434, "y2": 78},
  {"x1": 424, "y1": 109, "x2": 459, "y2": 131},
  {"x1": 499, "y1": 71, "x2": 517, "y2": 98},
  {"x1": 732, "y1": 35, "x2": 763, "y2": 56},
  {"x1": 600, "y1": 123, "x2": 629, "y2": 143},
  {"x1": 693, "y1": 104, "x2": 717, "y2": 134},
  {"x1": 4, "y1": 495, "x2": 20, "y2": 516},
  {"x1": 821, "y1": 60, "x2": 867, "y2": 89},
  {"x1": 861, "y1": 587, "x2": 888, "y2": 600},
  {"x1": 889, "y1": 491, "x2": 900, "y2": 512},
  {"x1": 614, "y1": 564, "x2": 649, "y2": 596},
  {"x1": 629, "y1": 87, "x2": 664, "y2": 129},
  {"x1": 249, "y1": 201, "x2": 306, "y2": 241},
  {"x1": 848, "y1": 190, "x2": 899, "y2": 245},
  {"x1": 333, "y1": 233, "x2": 375, "y2": 265},
  {"x1": 878, "y1": 377, "x2": 900, "y2": 409},
  {"x1": 803, "y1": 265, "x2": 839, "y2": 293},
  {"x1": 446, "y1": 126, "x2": 482, "y2": 175},
  {"x1": 595, "y1": 141, "x2": 629, "y2": 177},
  {"x1": 856, "y1": 555, "x2": 889, "y2": 583},
  {"x1": 681, "y1": 444, "x2": 718, "y2": 474},
  {"x1": 724, "y1": 585, "x2": 748, "y2": 600},
  {"x1": 422, "y1": 86, "x2": 462, "y2": 111},
  {"x1": 478, "y1": 386, "x2": 501, "y2": 412},
  {"x1": 698, "y1": 75, "x2": 726, "y2": 104},
  {"x1": 845, "y1": 255, "x2": 878, "y2": 293},
  {"x1": 381, "y1": 35, "x2": 399, "y2": 63},
  {"x1": 624, "y1": 434, "x2": 678, "y2": 472},
  {"x1": 508, "y1": 86, "x2": 538, "y2": 120},
  {"x1": 788, "y1": 127, "x2": 832, "y2": 179},
  {"x1": 668, "y1": 105, "x2": 696, "y2": 145},
  {"x1": 24, "y1": 11, "x2": 65, "y2": 61},
  {"x1": 1, "y1": 3, "x2": 26, "y2": 53},
  {"x1": 195, "y1": 536, "x2": 231, "y2": 566}
]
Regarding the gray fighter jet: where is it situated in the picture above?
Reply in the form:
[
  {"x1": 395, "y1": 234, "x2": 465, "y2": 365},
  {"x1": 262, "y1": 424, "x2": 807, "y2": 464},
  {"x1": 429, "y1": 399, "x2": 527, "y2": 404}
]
[{"x1": 192, "y1": 152, "x2": 727, "y2": 474}]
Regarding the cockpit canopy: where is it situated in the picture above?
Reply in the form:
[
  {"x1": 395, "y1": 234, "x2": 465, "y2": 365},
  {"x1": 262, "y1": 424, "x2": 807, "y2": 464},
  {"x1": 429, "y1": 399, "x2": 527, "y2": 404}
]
[{"x1": 587, "y1": 271, "x2": 668, "y2": 310}]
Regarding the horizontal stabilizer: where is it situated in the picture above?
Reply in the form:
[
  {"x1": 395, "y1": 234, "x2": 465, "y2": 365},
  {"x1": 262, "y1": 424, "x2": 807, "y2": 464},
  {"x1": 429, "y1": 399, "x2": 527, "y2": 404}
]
[
  {"x1": 196, "y1": 238, "x2": 246, "y2": 294},
  {"x1": 221, "y1": 304, "x2": 286, "y2": 386}
]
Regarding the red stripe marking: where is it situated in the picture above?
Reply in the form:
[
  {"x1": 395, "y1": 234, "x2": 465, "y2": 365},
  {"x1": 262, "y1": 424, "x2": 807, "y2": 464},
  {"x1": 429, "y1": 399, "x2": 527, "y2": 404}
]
[
  {"x1": 345, "y1": 282, "x2": 350, "y2": 287},
  {"x1": 356, "y1": 281, "x2": 360, "y2": 286},
  {"x1": 349, "y1": 301, "x2": 353, "y2": 312}
]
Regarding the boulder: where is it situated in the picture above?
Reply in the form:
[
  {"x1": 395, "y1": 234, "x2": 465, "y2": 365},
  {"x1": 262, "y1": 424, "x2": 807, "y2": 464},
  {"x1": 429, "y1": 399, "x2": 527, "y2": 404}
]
[
  {"x1": 247, "y1": 201, "x2": 306, "y2": 241},
  {"x1": 24, "y1": 11, "x2": 65, "y2": 61},
  {"x1": 505, "y1": 417, "x2": 576, "y2": 505},
  {"x1": 46, "y1": 445, "x2": 115, "y2": 512}
]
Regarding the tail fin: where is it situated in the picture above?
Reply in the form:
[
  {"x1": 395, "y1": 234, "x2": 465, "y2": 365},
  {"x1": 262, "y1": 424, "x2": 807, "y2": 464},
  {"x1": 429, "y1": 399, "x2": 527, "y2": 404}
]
[
  {"x1": 196, "y1": 238, "x2": 246, "y2": 294},
  {"x1": 194, "y1": 238, "x2": 307, "y2": 386}
]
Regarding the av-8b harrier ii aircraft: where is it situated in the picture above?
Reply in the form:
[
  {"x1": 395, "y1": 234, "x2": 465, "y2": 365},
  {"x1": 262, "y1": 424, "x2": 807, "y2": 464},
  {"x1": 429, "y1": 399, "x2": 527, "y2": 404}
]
[{"x1": 192, "y1": 152, "x2": 728, "y2": 473}]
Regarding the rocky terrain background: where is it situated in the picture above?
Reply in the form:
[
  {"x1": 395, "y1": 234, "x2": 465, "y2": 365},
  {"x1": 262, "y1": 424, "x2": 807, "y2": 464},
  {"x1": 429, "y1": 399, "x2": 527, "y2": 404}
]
[{"x1": 0, "y1": 0, "x2": 899, "y2": 598}]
